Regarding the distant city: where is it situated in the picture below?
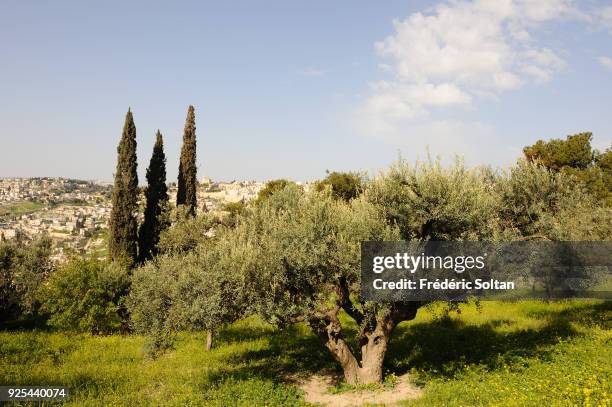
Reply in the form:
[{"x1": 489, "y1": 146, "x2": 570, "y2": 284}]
[{"x1": 0, "y1": 177, "x2": 311, "y2": 262}]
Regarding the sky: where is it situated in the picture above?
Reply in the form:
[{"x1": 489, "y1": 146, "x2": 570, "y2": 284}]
[{"x1": 1, "y1": 0, "x2": 611, "y2": 183}]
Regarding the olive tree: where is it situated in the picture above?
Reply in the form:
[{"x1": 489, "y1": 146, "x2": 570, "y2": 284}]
[
  {"x1": 237, "y1": 159, "x2": 500, "y2": 384},
  {"x1": 497, "y1": 160, "x2": 611, "y2": 297},
  {"x1": 366, "y1": 159, "x2": 501, "y2": 241},
  {"x1": 498, "y1": 160, "x2": 611, "y2": 240},
  {"x1": 128, "y1": 231, "x2": 249, "y2": 353},
  {"x1": 128, "y1": 159, "x2": 607, "y2": 382},
  {"x1": 157, "y1": 209, "x2": 218, "y2": 254}
]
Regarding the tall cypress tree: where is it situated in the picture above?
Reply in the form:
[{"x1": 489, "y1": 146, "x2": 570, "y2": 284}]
[
  {"x1": 138, "y1": 131, "x2": 169, "y2": 262},
  {"x1": 108, "y1": 109, "x2": 139, "y2": 265},
  {"x1": 177, "y1": 105, "x2": 198, "y2": 216}
]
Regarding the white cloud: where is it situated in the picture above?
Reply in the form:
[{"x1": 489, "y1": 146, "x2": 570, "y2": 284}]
[
  {"x1": 599, "y1": 6, "x2": 612, "y2": 33},
  {"x1": 297, "y1": 68, "x2": 326, "y2": 77},
  {"x1": 359, "y1": 0, "x2": 579, "y2": 156},
  {"x1": 599, "y1": 56, "x2": 612, "y2": 70},
  {"x1": 374, "y1": 0, "x2": 573, "y2": 93},
  {"x1": 365, "y1": 81, "x2": 471, "y2": 122}
]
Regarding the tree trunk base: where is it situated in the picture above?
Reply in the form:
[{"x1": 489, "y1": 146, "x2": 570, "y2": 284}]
[
  {"x1": 205, "y1": 331, "x2": 213, "y2": 351},
  {"x1": 342, "y1": 361, "x2": 384, "y2": 385}
]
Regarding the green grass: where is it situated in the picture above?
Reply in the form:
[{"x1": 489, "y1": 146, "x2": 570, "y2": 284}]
[
  {"x1": 1, "y1": 301, "x2": 610, "y2": 406},
  {"x1": 0, "y1": 201, "x2": 97, "y2": 220},
  {"x1": 0, "y1": 201, "x2": 46, "y2": 218},
  {"x1": 396, "y1": 300, "x2": 611, "y2": 406}
]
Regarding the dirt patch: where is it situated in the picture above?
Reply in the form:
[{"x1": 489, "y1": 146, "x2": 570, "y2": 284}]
[{"x1": 293, "y1": 372, "x2": 422, "y2": 406}]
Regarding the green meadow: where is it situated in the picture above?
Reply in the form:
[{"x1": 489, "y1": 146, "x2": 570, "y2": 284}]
[
  {"x1": 0, "y1": 202, "x2": 46, "y2": 219},
  {"x1": 1, "y1": 300, "x2": 610, "y2": 406}
]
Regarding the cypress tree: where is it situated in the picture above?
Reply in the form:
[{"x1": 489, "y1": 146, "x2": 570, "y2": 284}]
[
  {"x1": 108, "y1": 109, "x2": 139, "y2": 265},
  {"x1": 177, "y1": 105, "x2": 198, "y2": 216},
  {"x1": 138, "y1": 131, "x2": 169, "y2": 262}
]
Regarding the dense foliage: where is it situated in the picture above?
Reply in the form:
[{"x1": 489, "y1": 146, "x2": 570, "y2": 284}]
[
  {"x1": 177, "y1": 105, "x2": 198, "y2": 216},
  {"x1": 498, "y1": 159, "x2": 611, "y2": 240},
  {"x1": 129, "y1": 233, "x2": 246, "y2": 353},
  {"x1": 523, "y1": 132, "x2": 612, "y2": 205},
  {"x1": 138, "y1": 130, "x2": 169, "y2": 262},
  {"x1": 366, "y1": 159, "x2": 499, "y2": 241},
  {"x1": 108, "y1": 109, "x2": 139, "y2": 264},
  {"x1": 128, "y1": 157, "x2": 610, "y2": 384},
  {"x1": 157, "y1": 210, "x2": 218, "y2": 254},
  {"x1": 315, "y1": 171, "x2": 363, "y2": 202},
  {"x1": 38, "y1": 257, "x2": 129, "y2": 334},
  {"x1": 0, "y1": 236, "x2": 53, "y2": 322},
  {"x1": 255, "y1": 179, "x2": 296, "y2": 202}
]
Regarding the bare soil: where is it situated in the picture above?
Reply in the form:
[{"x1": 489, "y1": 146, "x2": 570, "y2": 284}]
[{"x1": 293, "y1": 372, "x2": 422, "y2": 407}]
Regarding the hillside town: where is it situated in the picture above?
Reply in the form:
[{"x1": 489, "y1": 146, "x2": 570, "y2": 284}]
[
  {"x1": 0, "y1": 177, "x2": 112, "y2": 204},
  {"x1": 189, "y1": 177, "x2": 265, "y2": 212},
  {"x1": 0, "y1": 177, "x2": 268, "y2": 261}
]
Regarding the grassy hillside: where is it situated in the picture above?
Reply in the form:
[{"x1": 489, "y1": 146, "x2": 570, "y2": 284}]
[
  {"x1": 0, "y1": 201, "x2": 46, "y2": 219},
  {"x1": 1, "y1": 301, "x2": 610, "y2": 406}
]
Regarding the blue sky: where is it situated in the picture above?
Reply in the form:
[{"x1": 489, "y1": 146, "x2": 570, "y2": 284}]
[{"x1": 1, "y1": 0, "x2": 611, "y2": 182}]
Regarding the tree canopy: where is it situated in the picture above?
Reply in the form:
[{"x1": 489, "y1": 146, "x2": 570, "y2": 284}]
[
  {"x1": 177, "y1": 105, "x2": 198, "y2": 216},
  {"x1": 108, "y1": 109, "x2": 139, "y2": 264},
  {"x1": 315, "y1": 171, "x2": 363, "y2": 202},
  {"x1": 138, "y1": 130, "x2": 169, "y2": 262},
  {"x1": 0, "y1": 236, "x2": 52, "y2": 322},
  {"x1": 255, "y1": 179, "x2": 296, "y2": 203},
  {"x1": 128, "y1": 158, "x2": 611, "y2": 384},
  {"x1": 523, "y1": 132, "x2": 611, "y2": 206}
]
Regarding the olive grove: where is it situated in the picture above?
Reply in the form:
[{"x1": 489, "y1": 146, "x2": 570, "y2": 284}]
[{"x1": 128, "y1": 158, "x2": 610, "y2": 384}]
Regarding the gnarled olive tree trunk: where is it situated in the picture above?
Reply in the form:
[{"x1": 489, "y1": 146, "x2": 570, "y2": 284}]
[
  {"x1": 308, "y1": 298, "x2": 420, "y2": 385},
  {"x1": 356, "y1": 324, "x2": 392, "y2": 384}
]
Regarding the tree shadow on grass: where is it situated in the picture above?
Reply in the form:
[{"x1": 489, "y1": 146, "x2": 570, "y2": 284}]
[
  {"x1": 204, "y1": 301, "x2": 610, "y2": 386},
  {"x1": 205, "y1": 323, "x2": 338, "y2": 385},
  {"x1": 0, "y1": 313, "x2": 51, "y2": 331},
  {"x1": 386, "y1": 301, "x2": 611, "y2": 380},
  {"x1": 525, "y1": 301, "x2": 611, "y2": 329}
]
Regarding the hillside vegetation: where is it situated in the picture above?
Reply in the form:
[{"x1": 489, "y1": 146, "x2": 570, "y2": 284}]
[{"x1": 1, "y1": 300, "x2": 609, "y2": 406}]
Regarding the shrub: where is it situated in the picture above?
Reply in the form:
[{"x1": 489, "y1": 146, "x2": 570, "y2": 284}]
[
  {"x1": 0, "y1": 236, "x2": 53, "y2": 322},
  {"x1": 315, "y1": 171, "x2": 363, "y2": 202},
  {"x1": 38, "y1": 258, "x2": 129, "y2": 334},
  {"x1": 255, "y1": 179, "x2": 298, "y2": 203},
  {"x1": 221, "y1": 201, "x2": 247, "y2": 228}
]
